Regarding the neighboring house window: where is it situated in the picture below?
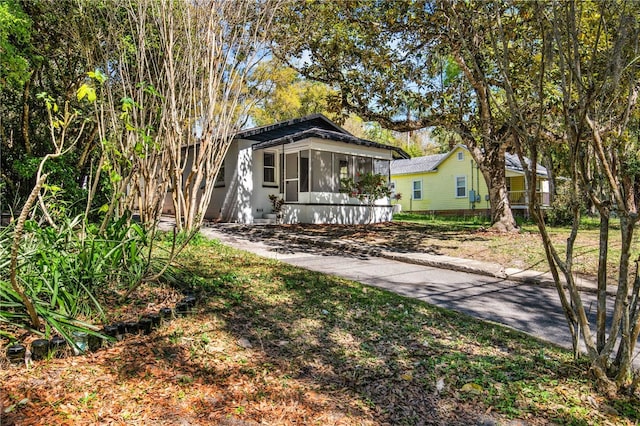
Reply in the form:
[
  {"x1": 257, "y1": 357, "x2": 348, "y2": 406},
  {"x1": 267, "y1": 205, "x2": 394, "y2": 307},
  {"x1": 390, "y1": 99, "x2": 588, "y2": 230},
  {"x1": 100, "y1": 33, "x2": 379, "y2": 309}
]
[
  {"x1": 263, "y1": 152, "x2": 277, "y2": 186},
  {"x1": 456, "y1": 176, "x2": 466, "y2": 197},
  {"x1": 457, "y1": 151, "x2": 464, "y2": 161},
  {"x1": 214, "y1": 160, "x2": 225, "y2": 187},
  {"x1": 412, "y1": 180, "x2": 422, "y2": 200}
]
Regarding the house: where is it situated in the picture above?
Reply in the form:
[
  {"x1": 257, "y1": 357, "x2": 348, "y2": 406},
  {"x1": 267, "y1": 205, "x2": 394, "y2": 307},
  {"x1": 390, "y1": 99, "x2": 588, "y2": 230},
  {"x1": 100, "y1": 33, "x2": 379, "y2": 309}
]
[
  {"x1": 390, "y1": 145, "x2": 550, "y2": 216},
  {"x1": 166, "y1": 114, "x2": 409, "y2": 225}
]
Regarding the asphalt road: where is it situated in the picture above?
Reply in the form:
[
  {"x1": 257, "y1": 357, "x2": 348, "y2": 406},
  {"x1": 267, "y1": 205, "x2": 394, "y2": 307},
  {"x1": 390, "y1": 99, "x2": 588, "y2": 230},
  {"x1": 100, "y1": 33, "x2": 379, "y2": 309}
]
[{"x1": 200, "y1": 225, "x2": 636, "y2": 363}]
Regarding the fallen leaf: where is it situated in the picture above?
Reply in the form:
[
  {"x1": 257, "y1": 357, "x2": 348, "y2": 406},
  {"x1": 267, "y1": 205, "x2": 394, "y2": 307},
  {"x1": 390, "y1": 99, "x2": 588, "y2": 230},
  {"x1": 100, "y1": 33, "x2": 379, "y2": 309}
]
[
  {"x1": 461, "y1": 383, "x2": 483, "y2": 394},
  {"x1": 237, "y1": 337, "x2": 253, "y2": 349}
]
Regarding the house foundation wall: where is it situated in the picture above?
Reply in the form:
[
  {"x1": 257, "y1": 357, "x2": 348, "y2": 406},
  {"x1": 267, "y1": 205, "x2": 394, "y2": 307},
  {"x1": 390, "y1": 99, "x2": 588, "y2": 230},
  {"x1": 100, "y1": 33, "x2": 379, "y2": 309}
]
[{"x1": 283, "y1": 204, "x2": 393, "y2": 225}]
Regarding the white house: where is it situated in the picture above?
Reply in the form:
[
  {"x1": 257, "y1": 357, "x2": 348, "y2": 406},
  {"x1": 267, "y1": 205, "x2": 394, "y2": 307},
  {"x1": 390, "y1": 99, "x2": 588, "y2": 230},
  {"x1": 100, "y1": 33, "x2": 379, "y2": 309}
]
[{"x1": 165, "y1": 114, "x2": 409, "y2": 225}]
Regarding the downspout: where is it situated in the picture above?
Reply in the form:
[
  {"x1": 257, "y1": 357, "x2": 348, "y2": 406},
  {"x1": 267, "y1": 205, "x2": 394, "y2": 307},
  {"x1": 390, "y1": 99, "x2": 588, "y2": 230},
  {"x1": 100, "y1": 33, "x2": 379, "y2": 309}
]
[
  {"x1": 281, "y1": 141, "x2": 285, "y2": 195},
  {"x1": 470, "y1": 159, "x2": 475, "y2": 211}
]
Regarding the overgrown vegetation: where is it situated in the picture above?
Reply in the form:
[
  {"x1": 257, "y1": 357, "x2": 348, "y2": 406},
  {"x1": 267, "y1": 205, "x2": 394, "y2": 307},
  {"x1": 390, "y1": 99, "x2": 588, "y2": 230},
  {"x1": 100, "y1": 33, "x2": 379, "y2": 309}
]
[
  {"x1": 3, "y1": 238, "x2": 638, "y2": 424},
  {"x1": 0, "y1": 214, "x2": 149, "y2": 343}
]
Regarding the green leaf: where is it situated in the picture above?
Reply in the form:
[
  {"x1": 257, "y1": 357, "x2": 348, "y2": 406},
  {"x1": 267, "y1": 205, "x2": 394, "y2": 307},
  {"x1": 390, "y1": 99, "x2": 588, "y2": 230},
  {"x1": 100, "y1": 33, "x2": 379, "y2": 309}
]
[
  {"x1": 77, "y1": 84, "x2": 96, "y2": 102},
  {"x1": 43, "y1": 184, "x2": 62, "y2": 193},
  {"x1": 88, "y1": 69, "x2": 107, "y2": 84}
]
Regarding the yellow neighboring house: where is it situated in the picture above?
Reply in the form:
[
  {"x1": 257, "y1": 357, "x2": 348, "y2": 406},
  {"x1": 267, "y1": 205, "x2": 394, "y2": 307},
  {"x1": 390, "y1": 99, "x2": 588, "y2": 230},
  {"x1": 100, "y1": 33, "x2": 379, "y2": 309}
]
[{"x1": 390, "y1": 145, "x2": 550, "y2": 216}]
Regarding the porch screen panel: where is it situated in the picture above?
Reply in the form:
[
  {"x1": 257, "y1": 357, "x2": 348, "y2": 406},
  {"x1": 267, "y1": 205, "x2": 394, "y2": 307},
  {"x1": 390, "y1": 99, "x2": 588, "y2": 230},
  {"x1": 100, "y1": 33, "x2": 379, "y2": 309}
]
[
  {"x1": 335, "y1": 153, "x2": 350, "y2": 191},
  {"x1": 285, "y1": 153, "x2": 298, "y2": 179},
  {"x1": 312, "y1": 150, "x2": 334, "y2": 192},
  {"x1": 374, "y1": 159, "x2": 390, "y2": 177},
  {"x1": 286, "y1": 181, "x2": 298, "y2": 202},
  {"x1": 285, "y1": 152, "x2": 298, "y2": 202},
  {"x1": 300, "y1": 150, "x2": 309, "y2": 192},
  {"x1": 355, "y1": 156, "x2": 373, "y2": 181},
  {"x1": 279, "y1": 153, "x2": 284, "y2": 192}
]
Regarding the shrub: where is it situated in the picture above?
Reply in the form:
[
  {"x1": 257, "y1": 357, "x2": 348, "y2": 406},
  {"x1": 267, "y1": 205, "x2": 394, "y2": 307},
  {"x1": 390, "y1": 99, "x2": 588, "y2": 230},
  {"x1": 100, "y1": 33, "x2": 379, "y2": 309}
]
[
  {"x1": 545, "y1": 181, "x2": 584, "y2": 226},
  {"x1": 0, "y1": 214, "x2": 148, "y2": 341}
]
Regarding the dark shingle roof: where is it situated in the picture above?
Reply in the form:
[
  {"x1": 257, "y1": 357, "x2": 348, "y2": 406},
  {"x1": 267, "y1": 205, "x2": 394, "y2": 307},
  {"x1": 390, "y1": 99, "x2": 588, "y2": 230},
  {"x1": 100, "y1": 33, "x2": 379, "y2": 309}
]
[
  {"x1": 505, "y1": 152, "x2": 548, "y2": 177},
  {"x1": 238, "y1": 114, "x2": 409, "y2": 159},
  {"x1": 236, "y1": 114, "x2": 348, "y2": 142}
]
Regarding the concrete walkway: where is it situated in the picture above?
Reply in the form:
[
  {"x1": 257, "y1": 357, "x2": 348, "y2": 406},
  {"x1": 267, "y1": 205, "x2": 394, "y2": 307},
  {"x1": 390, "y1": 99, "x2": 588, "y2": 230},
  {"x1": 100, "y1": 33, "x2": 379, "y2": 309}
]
[
  {"x1": 157, "y1": 219, "x2": 637, "y2": 362},
  {"x1": 193, "y1": 223, "x2": 585, "y2": 342},
  {"x1": 200, "y1": 222, "x2": 607, "y2": 296}
]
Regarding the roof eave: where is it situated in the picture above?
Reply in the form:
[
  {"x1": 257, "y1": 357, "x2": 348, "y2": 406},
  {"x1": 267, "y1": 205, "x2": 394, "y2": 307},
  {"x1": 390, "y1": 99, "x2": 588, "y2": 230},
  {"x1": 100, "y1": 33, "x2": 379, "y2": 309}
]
[
  {"x1": 251, "y1": 128, "x2": 409, "y2": 159},
  {"x1": 235, "y1": 114, "x2": 349, "y2": 140}
]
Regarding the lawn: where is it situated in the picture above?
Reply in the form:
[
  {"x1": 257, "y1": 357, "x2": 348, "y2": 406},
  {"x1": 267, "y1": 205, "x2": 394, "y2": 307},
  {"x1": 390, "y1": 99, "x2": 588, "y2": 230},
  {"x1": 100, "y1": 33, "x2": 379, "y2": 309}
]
[
  {"x1": 2, "y1": 233, "x2": 639, "y2": 425},
  {"x1": 390, "y1": 213, "x2": 640, "y2": 280},
  {"x1": 226, "y1": 213, "x2": 638, "y2": 282}
]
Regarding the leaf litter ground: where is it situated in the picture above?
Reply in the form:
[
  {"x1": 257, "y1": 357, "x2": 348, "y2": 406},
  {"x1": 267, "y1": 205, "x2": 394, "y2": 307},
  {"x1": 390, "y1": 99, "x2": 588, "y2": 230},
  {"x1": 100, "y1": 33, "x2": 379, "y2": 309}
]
[{"x1": 2, "y1": 228, "x2": 639, "y2": 425}]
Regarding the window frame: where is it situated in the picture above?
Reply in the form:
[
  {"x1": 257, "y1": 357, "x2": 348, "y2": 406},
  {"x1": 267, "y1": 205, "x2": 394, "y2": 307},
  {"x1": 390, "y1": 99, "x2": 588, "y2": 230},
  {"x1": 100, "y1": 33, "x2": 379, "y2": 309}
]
[
  {"x1": 457, "y1": 151, "x2": 464, "y2": 161},
  {"x1": 263, "y1": 151, "x2": 278, "y2": 188},
  {"x1": 455, "y1": 175, "x2": 467, "y2": 198},
  {"x1": 214, "y1": 160, "x2": 225, "y2": 188},
  {"x1": 412, "y1": 179, "x2": 422, "y2": 200}
]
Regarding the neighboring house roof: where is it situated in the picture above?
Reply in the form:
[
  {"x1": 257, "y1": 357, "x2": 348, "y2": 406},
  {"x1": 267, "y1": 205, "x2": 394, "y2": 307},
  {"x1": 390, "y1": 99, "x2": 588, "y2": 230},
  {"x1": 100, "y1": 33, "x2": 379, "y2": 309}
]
[
  {"x1": 237, "y1": 114, "x2": 410, "y2": 160},
  {"x1": 390, "y1": 145, "x2": 547, "y2": 177},
  {"x1": 504, "y1": 152, "x2": 548, "y2": 177},
  {"x1": 391, "y1": 153, "x2": 448, "y2": 175}
]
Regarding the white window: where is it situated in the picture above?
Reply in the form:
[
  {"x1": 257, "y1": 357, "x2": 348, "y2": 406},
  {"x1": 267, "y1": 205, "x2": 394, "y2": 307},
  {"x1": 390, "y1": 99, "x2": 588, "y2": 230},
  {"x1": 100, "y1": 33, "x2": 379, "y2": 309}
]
[
  {"x1": 457, "y1": 151, "x2": 464, "y2": 161},
  {"x1": 263, "y1": 152, "x2": 277, "y2": 186},
  {"x1": 412, "y1": 180, "x2": 422, "y2": 200},
  {"x1": 214, "y1": 160, "x2": 225, "y2": 187},
  {"x1": 456, "y1": 176, "x2": 466, "y2": 197}
]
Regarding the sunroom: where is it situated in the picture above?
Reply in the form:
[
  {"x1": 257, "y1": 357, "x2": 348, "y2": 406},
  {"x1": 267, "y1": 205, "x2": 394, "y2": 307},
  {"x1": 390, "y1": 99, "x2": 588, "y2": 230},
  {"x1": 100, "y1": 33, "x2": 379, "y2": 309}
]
[{"x1": 209, "y1": 114, "x2": 409, "y2": 225}]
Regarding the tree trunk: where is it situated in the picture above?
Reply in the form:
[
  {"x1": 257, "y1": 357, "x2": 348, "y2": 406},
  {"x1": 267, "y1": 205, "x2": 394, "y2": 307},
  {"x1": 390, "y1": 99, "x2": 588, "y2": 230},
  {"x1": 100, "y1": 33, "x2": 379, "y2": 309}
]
[
  {"x1": 486, "y1": 177, "x2": 517, "y2": 233},
  {"x1": 474, "y1": 145, "x2": 518, "y2": 233},
  {"x1": 596, "y1": 209, "x2": 609, "y2": 352},
  {"x1": 21, "y1": 72, "x2": 33, "y2": 155}
]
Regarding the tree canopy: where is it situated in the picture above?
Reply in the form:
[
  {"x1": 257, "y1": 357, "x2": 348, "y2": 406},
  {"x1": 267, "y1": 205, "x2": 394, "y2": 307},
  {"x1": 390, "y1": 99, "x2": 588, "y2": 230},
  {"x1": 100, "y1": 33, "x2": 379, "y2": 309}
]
[
  {"x1": 271, "y1": 0, "x2": 521, "y2": 231},
  {"x1": 269, "y1": 0, "x2": 640, "y2": 392}
]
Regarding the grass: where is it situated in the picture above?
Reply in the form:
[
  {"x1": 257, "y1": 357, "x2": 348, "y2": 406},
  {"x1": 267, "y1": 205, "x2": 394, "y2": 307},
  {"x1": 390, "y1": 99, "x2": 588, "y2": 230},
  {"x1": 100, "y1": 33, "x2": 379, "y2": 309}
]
[
  {"x1": 389, "y1": 213, "x2": 640, "y2": 280},
  {"x1": 2, "y1": 233, "x2": 638, "y2": 425}
]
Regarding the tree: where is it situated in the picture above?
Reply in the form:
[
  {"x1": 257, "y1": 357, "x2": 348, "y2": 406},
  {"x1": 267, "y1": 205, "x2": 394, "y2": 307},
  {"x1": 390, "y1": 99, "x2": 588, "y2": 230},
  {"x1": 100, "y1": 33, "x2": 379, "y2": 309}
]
[
  {"x1": 85, "y1": 0, "x2": 283, "y2": 232},
  {"x1": 249, "y1": 59, "x2": 425, "y2": 157},
  {"x1": 271, "y1": 1, "x2": 520, "y2": 232},
  {"x1": 488, "y1": 0, "x2": 640, "y2": 394},
  {"x1": 0, "y1": 0, "x2": 116, "y2": 223},
  {"x1": 361, "y1": 121, "x2": 427, "y2": 158},
  {"x1": 249, "y1": 58, "x2": 340, "y2": 126},
  {"x1": 0, "y1": 0, "x2": 30, "y2": 87}
]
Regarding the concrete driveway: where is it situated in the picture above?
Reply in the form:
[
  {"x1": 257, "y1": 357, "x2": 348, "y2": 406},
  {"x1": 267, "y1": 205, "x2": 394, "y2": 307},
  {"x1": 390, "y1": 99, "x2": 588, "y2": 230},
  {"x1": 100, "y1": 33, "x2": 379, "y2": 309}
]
[{"x1": 198, "y1": 224, "x2": 616, "y2": 357}]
